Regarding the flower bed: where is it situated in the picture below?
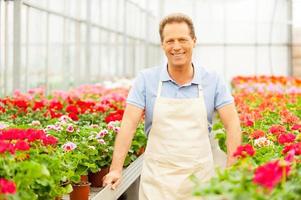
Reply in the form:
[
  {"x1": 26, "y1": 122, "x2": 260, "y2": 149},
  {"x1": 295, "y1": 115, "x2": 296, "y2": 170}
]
[
  {"x1": 0, "y1": 84, "x2": 147, "y2": 199},
  {"x1": 193, "y1": 76, "x2": 301, "y2": 200}
]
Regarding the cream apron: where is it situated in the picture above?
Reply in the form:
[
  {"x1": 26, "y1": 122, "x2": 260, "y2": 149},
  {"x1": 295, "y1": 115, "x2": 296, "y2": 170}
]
[{"x1": 139, "y1": 82, "x2": 220, "y2": 200}]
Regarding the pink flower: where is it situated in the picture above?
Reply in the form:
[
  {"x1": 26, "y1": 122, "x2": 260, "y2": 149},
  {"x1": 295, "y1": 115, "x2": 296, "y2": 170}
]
[
  {"x1": 278, "y1": 133, "x2": 296, "y2": 145},
  {"x1": 253, "y1": 160, "x2": 290, "y2": 190},
  {"x1": 282, "y1": 142, "x2": 301, "y2": 155},
  {"x1": 97, "y1": 130, "x2": 108, "y2": 138},
  {"x1": 62, "y1": 142, "x2": 77, "y2": 151},
  {"x1": 245, "y1": 120, "x2": 254, "y2": 127},
  {"x1": 66, "y1": 125, "x2": 74, "y2": 133},
  {"x1": 113, "y1": 127, "x2": 120, "y2": 133},
  {"x1": 0, "y1": 178, "x2": 16, "y2": 194},
  {"x1": 233, "y1": 144, "x2": 255, "y2": 158},
  {"x1": 292, "y1": 124, "x2": 301, "y2": 132}
]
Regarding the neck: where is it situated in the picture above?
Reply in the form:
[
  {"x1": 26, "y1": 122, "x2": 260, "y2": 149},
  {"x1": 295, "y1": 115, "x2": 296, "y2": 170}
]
[{"x1": 167, "y1": 63, "x2": 194, "y2": 85}]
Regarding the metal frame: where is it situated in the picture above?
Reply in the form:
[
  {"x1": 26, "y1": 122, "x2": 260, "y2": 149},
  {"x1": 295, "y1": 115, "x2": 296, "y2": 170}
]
[
  {"x1": 13, "y1": 0, "x2": 160, "y2": 92},
  {"x1": 13, "y1": 0, "x2": 22, "y2": 91},
  {"x1": 287, "y1": 0, "x2": 293, "y2": 76}
]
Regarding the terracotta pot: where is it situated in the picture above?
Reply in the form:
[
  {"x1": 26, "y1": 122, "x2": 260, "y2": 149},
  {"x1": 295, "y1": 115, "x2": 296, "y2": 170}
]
[
  {"x1": 88, "y1": 167, "x2": 110, "y2": 187},
  {"x1": 69, "y1": 182, "x2": 91, "y2": 200},
  {"x1": 136, "y1": 146, "x2": 145, "y2": 156},
  {"x1": 80, "y1": 175, "x2": 88, "y2": 183}
]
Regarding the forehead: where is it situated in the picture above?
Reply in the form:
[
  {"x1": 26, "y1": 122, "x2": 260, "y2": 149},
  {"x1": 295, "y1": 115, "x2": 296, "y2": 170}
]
[{"x1": 162, "y1": 22, "x2": 191, "y2": 39}]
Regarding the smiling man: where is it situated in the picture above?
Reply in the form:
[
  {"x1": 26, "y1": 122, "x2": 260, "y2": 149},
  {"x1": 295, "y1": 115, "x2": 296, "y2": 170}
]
[{"x1": 103, "y1": 13, "x2": 242, "y2": 199}]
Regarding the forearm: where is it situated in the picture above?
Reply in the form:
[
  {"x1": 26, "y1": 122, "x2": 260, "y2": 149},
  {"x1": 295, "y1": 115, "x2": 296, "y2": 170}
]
[
  {"x1": 225, "y1": 122, "x2": 242, "y2": 158},
  {"x1": 217, "y1": 103, "x2": 242, "y2": 165}
]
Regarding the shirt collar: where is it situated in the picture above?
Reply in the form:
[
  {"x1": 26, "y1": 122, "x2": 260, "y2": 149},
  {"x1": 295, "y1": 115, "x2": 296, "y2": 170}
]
[{"x1": 159, "y1": 63, "x2": 202, "y2": 85}]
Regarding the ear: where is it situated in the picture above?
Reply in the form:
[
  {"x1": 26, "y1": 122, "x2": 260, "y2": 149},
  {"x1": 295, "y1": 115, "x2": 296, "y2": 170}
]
[
  {"x1": 161, "y1": 41, "x2": 165, "y2": 50},
  {"x1": 193, "y1": 37, "x2": 197, "y2": 48}
]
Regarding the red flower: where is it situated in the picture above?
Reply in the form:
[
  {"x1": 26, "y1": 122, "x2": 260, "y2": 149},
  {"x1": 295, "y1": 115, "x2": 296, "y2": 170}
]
[
  {"x1": 49, "y1": 100, "x2": 63, "y2": 110},
  {"x1": 42, "y1": 135, "x2": 58, "y2": 146},
  {"x1": 105, "y1": 110, "x2": 124, "y2": 123},
  {"x1": 68, "y1": 112, "x2": 79, "y2": 121},
  {"x1": 269, "y1": 125, "x2": 287, "y2": 136},
  {"x1": 250, "y1": 130, "x2": 265, "y2": 139},
  {"x1": 0, "y1": 141, "x2": 10, "y2": 153},
  {"x1": 49, "y1": 110, "x2": 63, "y2": 119},
  {"x1": 33, "y1": 101, "x2": 45, "y2": 111},
  {"x1": 13, "y1": 99, "x2": 28, "y2": 110},
  {"x1": 245, "y1": 120, "x2": 254, "y2": 127},
  {"x1": 14, "y1": 140, "x2": 30, "y2": 151},
  {"x1": 66, "y1": 105, "x2": 79, "y2": 115},
  {"x1": 0, "y1": 141, "x2": 15, "y2": 154},
  {"x1": 253, "y1": 160, "x2": 290, "y2": 190},
  {"x1": 0, "y1": 106, "x2": 5, "y2": 113},
  {"x1": 233, "y1": 144, "x2": 255, "y2": 158},
  {"x1": 27, "y1": 129, "x2": 45, "y2": 142},
  {"x1": 0, "y1": 178, "x2": 16, "y2": 194},
  {"x1": 278, "y1": 133, "x2": 296, "y2": 145}
]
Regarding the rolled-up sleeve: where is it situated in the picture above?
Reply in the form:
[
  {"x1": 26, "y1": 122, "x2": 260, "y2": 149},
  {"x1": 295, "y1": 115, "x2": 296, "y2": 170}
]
[
  {"x1": 214, "y1": 74, "x2": 234, "y2": 110},
  {"x1": 126, "y1": 72, "x2": 146, "y2": 109}
]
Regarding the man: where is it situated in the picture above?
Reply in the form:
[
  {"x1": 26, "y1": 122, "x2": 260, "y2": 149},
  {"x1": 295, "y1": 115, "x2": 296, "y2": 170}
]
[{"x1": 103, "y1": 13, "x2": 241, "y2": 199}]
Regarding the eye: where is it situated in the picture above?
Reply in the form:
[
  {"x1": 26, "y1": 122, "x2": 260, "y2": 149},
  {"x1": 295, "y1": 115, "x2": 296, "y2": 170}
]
[
  {"x1": 179, "y1": 38, "x2": 188, "y2": 43},
  {"x1": 166, "y1": 40, "x2": 174, "y2": 44}
]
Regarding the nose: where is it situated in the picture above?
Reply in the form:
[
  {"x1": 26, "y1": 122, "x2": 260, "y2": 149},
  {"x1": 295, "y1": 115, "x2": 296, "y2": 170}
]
[{"x1": 172, "y1": 41, "x2": 181, "y2": 50}]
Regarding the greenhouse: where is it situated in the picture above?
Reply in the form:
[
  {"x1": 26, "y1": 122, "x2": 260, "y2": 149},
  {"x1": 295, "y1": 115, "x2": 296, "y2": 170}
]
[{"x1": 0, "y1": 0, "x2": 301, "y2": 199}]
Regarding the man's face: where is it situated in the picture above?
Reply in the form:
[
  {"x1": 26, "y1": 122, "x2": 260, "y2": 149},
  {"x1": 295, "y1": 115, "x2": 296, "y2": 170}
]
[{"x1": 161, "y1": 22, "x2": 196, "y2": 68}]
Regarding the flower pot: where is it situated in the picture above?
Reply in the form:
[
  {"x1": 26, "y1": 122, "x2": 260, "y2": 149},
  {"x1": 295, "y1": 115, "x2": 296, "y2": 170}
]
[
  {"x1": 69, "y1": 182, "x2": 91, "y2": 200},
  {"x1": 136, "y1": 146, "x2": 145, "y2": 156},
  {"x1": 88, "y1": 167, "x2": 110, "y2": 187},
  {"x1": 80, "y1": 175, "x2": 88, "y2": 183}
]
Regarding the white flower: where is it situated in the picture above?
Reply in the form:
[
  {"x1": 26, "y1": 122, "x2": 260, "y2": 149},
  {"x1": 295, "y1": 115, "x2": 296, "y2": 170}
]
[
  {"x1": 90, "y1": 124, "x2": 99, "y2": 128},
  {"x1": 88, "y1": 145, "x2": 96, "y2": 150},
  {"x1": 46, "y1": 125, "x2": 56, "y2": 130},
  {"x1": 254, "y1": 137, "x2": 273, "y2": 148},
  {"x1": 88, "y1": 135, "x2": 95, "y2": 140},
  {"x1": 0, "y1": 122, "x2": 9, "y2": 130},
  {"x1": 54, "y1": 124, "x2": 63, "y2": 131},
  {"x1": 113, "y1": 127, "x2": 120, "y2": 133},
  {"x1": 98, "y1": 139, "x2": 106, "y2": 145},
  {"x1": 59, "y1": 115, "x2": 72, "y2": 123},
  {"x1": 62, "y1": 142, "x2": 77, "y2": 151},
  {"x1": 30, "y1": 120, "x2": 41, "y2": 126}
]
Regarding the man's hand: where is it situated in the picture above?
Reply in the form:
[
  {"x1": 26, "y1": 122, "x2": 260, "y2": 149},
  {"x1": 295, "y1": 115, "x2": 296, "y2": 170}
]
[{"x1": 102, "y1": 170, "x2": 122, "y2": 190}]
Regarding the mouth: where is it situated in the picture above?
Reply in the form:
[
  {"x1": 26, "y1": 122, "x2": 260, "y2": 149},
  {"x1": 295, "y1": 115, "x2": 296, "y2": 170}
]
[{"x1": 171, "y1": 52, "x2": 185, "y2": 58}]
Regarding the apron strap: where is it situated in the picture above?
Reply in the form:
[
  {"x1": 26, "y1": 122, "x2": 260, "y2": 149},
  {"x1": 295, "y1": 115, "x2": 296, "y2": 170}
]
[{"x1": 157, "y1": 82, "x2": 163, "y2": 97}]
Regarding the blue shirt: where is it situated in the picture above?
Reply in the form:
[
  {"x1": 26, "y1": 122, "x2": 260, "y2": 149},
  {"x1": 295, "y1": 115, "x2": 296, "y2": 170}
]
[{"x1": 126, "y1": 64, "x2": 234, "y2": 135}]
